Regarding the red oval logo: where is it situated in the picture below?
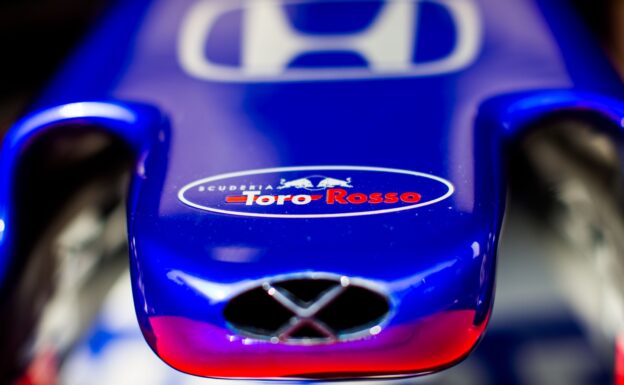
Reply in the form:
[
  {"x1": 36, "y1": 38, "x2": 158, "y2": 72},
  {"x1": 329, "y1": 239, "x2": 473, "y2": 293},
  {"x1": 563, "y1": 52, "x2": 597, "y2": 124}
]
[{"x1": 178, "y1": 165, "x2": 454, "y2": 219}]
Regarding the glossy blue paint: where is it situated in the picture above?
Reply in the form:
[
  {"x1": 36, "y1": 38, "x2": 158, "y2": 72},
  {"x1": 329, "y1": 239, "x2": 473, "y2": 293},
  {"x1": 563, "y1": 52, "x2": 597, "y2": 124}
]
[
  {"x1": 0, "y1": 102, "x2": 167, "y2": 283},
  {"x1": 1, "y1": 0, "x2": 624, "y2": 378}
]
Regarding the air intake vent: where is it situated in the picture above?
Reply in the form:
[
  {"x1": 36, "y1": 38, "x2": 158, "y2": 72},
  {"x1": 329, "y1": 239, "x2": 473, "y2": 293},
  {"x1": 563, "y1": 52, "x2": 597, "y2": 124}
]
[{"x1": 223, "y1": 275, "x2": 390, "y2": 344}]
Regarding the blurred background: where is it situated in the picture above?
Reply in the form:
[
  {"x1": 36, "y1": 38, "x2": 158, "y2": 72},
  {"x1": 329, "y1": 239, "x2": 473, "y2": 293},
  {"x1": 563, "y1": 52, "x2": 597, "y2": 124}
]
[{"x1": 1, "y1": 0, "x2": 624, "y2": 384}]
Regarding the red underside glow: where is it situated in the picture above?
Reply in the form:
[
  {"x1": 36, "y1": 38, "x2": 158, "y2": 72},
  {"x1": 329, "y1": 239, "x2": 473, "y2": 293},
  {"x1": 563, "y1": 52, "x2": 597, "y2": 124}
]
[
  {"x1": 617, "y1": 334, "x2": 624, "y2": 385},
  {"x1": 149, "y1": 310, "x2": 487, "y2": 378},
  {"x1": 14, "y1": 347, "x2": 59, "y2": 385}
]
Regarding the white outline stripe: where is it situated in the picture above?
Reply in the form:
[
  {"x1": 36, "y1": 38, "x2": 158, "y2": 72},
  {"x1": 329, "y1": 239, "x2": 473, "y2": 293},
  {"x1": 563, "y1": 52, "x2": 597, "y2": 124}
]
[{"x1": 177, "y1": 165, "x2": 454, "y2": 219}]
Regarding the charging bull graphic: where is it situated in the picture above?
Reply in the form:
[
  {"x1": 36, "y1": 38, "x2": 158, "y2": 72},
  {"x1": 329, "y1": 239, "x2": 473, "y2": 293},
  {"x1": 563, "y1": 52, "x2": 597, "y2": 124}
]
[
  {"x1": 276, "y1": 177, "x2": 315, "y2": 190},
  {"x1": 277, "y1": 176, "x2": 353, "y2": 190},
  {"x1": 317, "y1": 177, "x2": 353, "y2": 189}
]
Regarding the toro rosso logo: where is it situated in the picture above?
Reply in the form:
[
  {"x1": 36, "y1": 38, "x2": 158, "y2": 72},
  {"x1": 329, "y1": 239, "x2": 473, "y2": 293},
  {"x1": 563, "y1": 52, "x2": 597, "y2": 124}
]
[
  {"x1": 178, "y1": 0, "x2": 482, "y2": 82},
  {"x1": 178, "y1": 166, "x2": 454, "y2": 218}
]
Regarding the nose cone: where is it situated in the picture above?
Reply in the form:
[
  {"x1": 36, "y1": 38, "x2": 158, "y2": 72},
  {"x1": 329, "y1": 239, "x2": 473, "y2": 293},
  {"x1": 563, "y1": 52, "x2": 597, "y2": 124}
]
[
  {"x1": 129, "y1": 196, "x2": 496, "y2": 378},
  {"x1": 130, "y1": 165, "x2": 498, "y2": 378}
]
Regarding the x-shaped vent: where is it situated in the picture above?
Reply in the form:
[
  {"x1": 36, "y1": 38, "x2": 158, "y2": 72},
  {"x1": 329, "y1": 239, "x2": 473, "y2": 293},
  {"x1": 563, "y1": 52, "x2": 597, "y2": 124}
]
[
  {"x1": 223, "y1": 276, "x2": 391, "y2": 344},
  {"x1": 263, "y1": 281, "x2": 346, "y2": 342}
]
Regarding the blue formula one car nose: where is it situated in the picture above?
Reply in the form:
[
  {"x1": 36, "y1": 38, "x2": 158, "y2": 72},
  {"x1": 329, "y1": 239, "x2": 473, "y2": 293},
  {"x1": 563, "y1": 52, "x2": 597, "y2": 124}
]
[{"x1": 1, "y1": 0, "x2": 624, "y2": 380}]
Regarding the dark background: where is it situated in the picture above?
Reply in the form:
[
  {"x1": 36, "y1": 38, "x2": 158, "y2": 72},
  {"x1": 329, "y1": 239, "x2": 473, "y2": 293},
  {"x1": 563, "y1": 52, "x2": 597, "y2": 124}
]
[{"x1": 0, "y1": 0, "x2": 114, "y2": 133}]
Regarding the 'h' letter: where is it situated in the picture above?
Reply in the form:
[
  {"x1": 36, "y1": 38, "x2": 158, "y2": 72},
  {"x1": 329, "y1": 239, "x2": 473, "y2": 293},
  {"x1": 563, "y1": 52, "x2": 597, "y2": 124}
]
[{"x1": 242, "y1": 0, "x2": 416, "y2": 75}]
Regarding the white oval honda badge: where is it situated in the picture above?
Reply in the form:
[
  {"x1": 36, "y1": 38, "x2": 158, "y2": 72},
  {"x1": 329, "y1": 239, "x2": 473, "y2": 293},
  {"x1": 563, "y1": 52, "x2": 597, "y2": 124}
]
[{"x1": 178, "y1": 165, "x2": 454, "y2": 219}]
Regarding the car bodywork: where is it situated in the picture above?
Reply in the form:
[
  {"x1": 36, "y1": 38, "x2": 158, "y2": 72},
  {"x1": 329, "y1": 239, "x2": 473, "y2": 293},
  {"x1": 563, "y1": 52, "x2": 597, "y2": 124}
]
[{"x1": 1, "y1": 0, "x2": 624, "y2": 380}]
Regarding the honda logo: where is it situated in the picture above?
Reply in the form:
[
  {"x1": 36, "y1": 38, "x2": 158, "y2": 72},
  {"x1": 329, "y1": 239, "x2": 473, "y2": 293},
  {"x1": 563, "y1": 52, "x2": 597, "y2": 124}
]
[{"x1": 178, "y1": 0, "x2": 482, "y2": 82}]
